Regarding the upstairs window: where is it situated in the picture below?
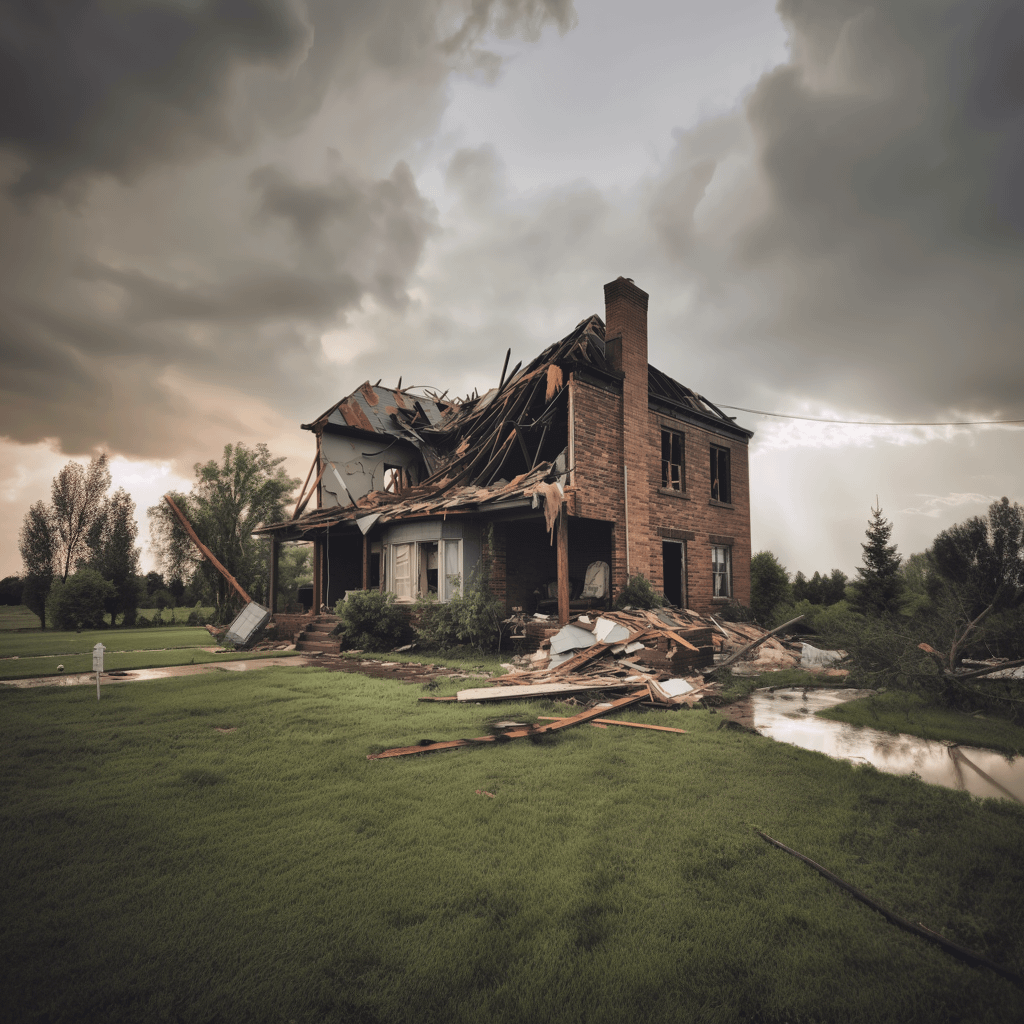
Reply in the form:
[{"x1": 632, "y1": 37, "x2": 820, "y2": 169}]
[
  {"x1": 712, "y1": 545, "x2": 732, "y2": 598},
  {"x1": 710, "y1": 445, "x2": 731, "y2": 504},
  {"x1": 661, "y1": 429, "x2": 685, "y2": 491}
]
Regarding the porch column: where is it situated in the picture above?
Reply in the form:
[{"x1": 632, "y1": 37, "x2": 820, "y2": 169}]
[
  {"x1": 312, "y1": 536, "x2": 322, "y2": 613},
  {"x1": 557, "y1": 508, "x2": 570, "y2": 626},
  {"x1": 362, "y1": 534, "x2": 370, "y2": 590},
  {"x1": 268, "y1": 538, "x2": 279, "y2": 614}
]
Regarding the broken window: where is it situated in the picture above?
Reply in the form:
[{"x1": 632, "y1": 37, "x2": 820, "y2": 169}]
[
  {"x1": 383, "y1": 465, "x2": 403, "y2": 493},
  {"x1": 712, "y1": 545, "x2": 732, "y2": 598},
  {"x1": 710, "y1": 445, "x2": 731, "y2": 503},
  {"x1": 661, "y1": 429, "x2": 684, "y2": 491}
]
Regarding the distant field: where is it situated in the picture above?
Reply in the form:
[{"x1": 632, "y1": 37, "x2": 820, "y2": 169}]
[
  {"x1": 0, "y1": 625, "x2": 301, "y2": 681},
  {"x1": 0, "y1": 606, "x2": 41, "y2": 630},
  {"x1": 0, "y1": 647, "x2": 300, "y2": 680},
  {"x1": 0, "y1": 605, "x2": 218, "y2": 632},
  {"x1": 0, "y1": 626, "x2": 216, "y2": 660}
]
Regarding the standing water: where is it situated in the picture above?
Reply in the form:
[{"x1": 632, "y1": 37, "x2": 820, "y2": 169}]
[{"x1": 748, "y1": 688, "x2": 1024, "y2": 804}]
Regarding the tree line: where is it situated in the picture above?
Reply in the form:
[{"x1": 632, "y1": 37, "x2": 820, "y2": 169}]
[
  {"x1": 11, "y1": 443, "x2": 306, "y2": 630},
  {"x1": 750, "y1": 497, "x2": 1024, "y2": 717}
]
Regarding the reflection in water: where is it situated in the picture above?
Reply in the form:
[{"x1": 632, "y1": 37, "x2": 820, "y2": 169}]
[{"x1": 750, "y1": 689, "x2": 1024, "y2": 804}]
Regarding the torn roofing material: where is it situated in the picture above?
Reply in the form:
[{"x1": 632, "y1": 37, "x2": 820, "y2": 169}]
[{"x1": 265, "y1": 309, "x2": 750, "y2": 539}]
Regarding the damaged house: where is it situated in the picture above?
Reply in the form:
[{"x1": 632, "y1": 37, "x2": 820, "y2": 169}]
[{"x1": 256, "y1": 277, "x2": 753, "y2": 624}]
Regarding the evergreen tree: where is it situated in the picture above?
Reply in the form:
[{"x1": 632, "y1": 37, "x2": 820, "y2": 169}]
[{"x1": 851, "y1": 503, "x2": 903, "y2": 615}]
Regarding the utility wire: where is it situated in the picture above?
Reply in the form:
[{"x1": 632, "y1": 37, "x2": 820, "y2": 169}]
[{"x1": 716, "y1": 405, "x2": 1024, "y2": 427}]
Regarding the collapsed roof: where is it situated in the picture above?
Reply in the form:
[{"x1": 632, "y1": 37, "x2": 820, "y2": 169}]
[{"x1": 259, "y1": 313, "x2": 750, "y2": 537}]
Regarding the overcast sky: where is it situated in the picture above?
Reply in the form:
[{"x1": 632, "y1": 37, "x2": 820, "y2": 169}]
[{"x1": 2, "y1": 0, "x2": 1022, "y2": 583}]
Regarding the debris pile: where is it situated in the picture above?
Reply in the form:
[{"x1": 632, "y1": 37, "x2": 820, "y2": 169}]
[{"x1": 441, "y1": 608, "x2": 846, "y2": 707}]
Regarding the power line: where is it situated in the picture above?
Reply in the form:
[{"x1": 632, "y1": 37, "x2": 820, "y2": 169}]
[{"x1": 716, "y1": 405, "x2": 1024, "y2": 427}]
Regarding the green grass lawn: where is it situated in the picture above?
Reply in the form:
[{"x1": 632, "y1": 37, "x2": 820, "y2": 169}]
[
  {"x1": 2, "y1": 666, "x2": 1023, "y2": 1023},
  {"x1": 0, "y1": 604, "x2": 42, "y2": 630},
  {"x1": 338, "y1": 647, "x2": 508, "y2": 676},
  {"x1": 0, "y1": 626, "x2": 301, "y2": 680},
  {"x1": 817, "y1": 690, "x2": 1024, "y2": 757},
  {"x1": 0, "y1": 626, "x2": 216, "y2": 660},
  {"x1": 0, "y1": 647, "x2": 302, "y2": 680}
]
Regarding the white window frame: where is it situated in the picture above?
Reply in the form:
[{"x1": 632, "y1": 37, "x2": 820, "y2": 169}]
[
  {"x1": 712, "y1": 544, "x2": 732, "y2": 598},
  {"x1": 392, "y1": 543, "x2": 414, "y2": 601},
  {"x1": 389, "y1": 539, "x2": 463, "y2": 602}
]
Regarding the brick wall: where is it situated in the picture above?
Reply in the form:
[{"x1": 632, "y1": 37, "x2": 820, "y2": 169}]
[
  {"x1": 566, "y1": 276, "x2": 753, "y2": 614},
  {"x1": 643, "y1": 412, "x2": 752, "y2": 611}
]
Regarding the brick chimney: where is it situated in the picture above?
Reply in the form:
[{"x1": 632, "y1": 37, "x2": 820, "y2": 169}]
[{"x1": 604, "y1": 277, "x2": 650, "y2": 580}]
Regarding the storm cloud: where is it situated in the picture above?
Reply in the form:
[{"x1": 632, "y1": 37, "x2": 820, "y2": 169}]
[{"x1": 648, "y1": 0, "x2": 1024, "y2": 417}]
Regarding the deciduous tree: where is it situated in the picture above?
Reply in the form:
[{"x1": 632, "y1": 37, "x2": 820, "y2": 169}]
[
  {"x1": 750, "y1": 551, "x2": 791, "y2": 624},
  {"x1": 18, "y1": 501, "x2": 55, "y2": 629},
  {"x1": 148, "y1": 443, "x2": 299, "y2": 622},
  {"x1": 51, "y1": 455, "x2": 111, "y2": 583},
  {"x1": 85, "y1": 487, "x2": 143, "y2": 625}
]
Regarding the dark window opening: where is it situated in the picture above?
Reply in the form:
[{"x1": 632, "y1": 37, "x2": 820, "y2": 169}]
[
  {"x1": 383, "y1": 464, "x2": 403, "y2": 493},
  {"x1": 710, "y1": 445, "x2": 731, "y2": 503},
  {"x1": 661, "y1": 429, "x2": 684, "y2": 491}
]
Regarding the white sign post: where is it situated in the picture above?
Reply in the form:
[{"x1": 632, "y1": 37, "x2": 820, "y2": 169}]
[{"x1": 92, "y1": 643, "x2": 105, "y2": 700}]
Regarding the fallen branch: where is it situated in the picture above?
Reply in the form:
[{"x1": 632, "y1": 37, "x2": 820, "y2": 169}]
[
  {"x1": 705, "y1": 616, "x2": 805, "y2": 675},
  {"x1": 948, "y1": 747, "x2": 1024, "y2": 806},
  {"x1": 757, "y1": 830, "x2": 1024, "y2": 990}
]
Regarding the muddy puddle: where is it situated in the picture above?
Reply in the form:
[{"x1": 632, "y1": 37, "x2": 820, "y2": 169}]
[{"x1": 748, "y1": 688, "x2": 1024, "y2": 804}]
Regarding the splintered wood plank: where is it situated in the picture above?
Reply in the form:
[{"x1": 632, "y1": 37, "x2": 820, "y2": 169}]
[
  {"x1": 537, "y1": 716, "x2": 687, "y2": 734},
  {"x1": 368, "y1": 689, "x2": 648, "y2": 759},
  {"x1": 456, "y1": 680, "x2": 640, "y2": 702}
]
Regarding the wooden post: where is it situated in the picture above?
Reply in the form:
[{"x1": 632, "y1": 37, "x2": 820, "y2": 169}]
[
  {"x1": 557, "y1": 507, "x2": 570, "y2": 626},
  {"x1": 362, "y1": 534, "x2": 370, "y2": 590},
  {"x1": 163, "y1": 494, "x2": 252, "y2": 604},
  {"x1": 268, "y1": 538, "x2": 279, "y2": 614},
  {"x1": 312, "y1": 537, "x2": 322, "y2": 613}
]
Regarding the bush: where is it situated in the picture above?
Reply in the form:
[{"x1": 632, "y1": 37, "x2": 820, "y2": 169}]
[
  {"x1": 715, "y1": 603, "x2": 754, "y2": 623},
  {"x1": 614, "y1": 573, "x2": 665, "y2": 610},
  {"x1": 335, "y1": 590, "x2": 407, "y2": 651},
  {"x1": 47, "y1": 570, "x2": 115, "y2": 631},
  {"x1": 186, "y1": 609, "x2": 202, "y2": 627},
  {"x1": 135, "y1": 613, "x2": 151, "y2": 628},
  {"x1": 413, "y1": 571, "x2": 506, "y2": 653}
]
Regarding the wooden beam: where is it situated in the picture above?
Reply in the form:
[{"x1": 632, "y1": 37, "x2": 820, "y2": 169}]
[
  {"x1": 537, "y1": 716, "x2": 686, "y2": 734},
  {"x1": 362, "y1": 533, "x2": 370, "y2": 590},
  {"x1": 268, "y1": 538, "x2": 279, "y2": 615},
  {"x1": 705, "y1": 615, "x2": 805, "y2": 674},
  {"x1": 291, "y1": 455, "x2": 318, "y2": 519},
  {"x1": 312, "y1": 537, "x2": 322, "y2": 613},
  {"x1": 557, "y1": 506, "x2": 570, "y2": 626},
  {"x1": 163, "y1": 495, "x2": 252, "y2": 605},
  {"x1": 293, "y1": 461, "x2": 328, "y2": 520},
  {"x1": 368, "y1": 689, "x2": 648, "y2": 759}
]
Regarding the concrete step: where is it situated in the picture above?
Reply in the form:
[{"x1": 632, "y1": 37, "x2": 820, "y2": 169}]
[
  {"x1": 307, "y1": 622, "x2": 339, "y2": 634},
  {"x1": 296, "y1": 639, "x2": 342, "y2": 654}
]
